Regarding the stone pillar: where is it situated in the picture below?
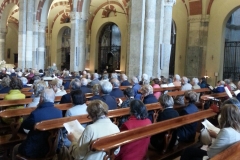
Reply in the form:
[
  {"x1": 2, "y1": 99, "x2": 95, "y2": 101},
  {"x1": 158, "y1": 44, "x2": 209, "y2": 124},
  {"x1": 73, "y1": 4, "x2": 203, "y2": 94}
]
[
  {"x1": 185, "y1": 15, "x2": 209, "y2": 78},
  {"x1": 70, "y1": 12, "x2": 80, "y2": 71},
  {"x1": 142, "y1": 0, "x2": 156, "y2": 78},
  {"x1": 37, "y1": 22, "x2": 47, "y2": 70},
  {"x1": 0, "y1": 31, "x2": 6, "y2": 61},
  {"x1": 161, "y1": 0, "x2": 176, "y2": 77},
  {"x1": 32, "y1": 22, "x2": 38, "y2": 69},
  {"x1": 126, "y1": 0, "x2": 145, "y2": 79},
  {"x1": 153, "y1": 0, "x2": 165, "y2": 78},
  {"x1": 25, "y1": 0, "x2": 34, "y2": 68},
  {"x1": 18, "y1": 0, "x2": 27, "y2": 69}
]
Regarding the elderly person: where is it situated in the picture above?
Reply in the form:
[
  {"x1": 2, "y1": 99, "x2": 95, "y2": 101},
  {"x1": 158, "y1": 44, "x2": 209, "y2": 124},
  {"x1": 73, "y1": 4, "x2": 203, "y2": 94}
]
[
  {"x1": 140, "y1": 73, "x2": 149, "y2": 85},
  {"x1": 175, "y1": 76, "x2": 192, "y2": 105},
  {"x1": 152, "y1": 78, "x2": 161, "y2": 99},
  {"x1": 12, "y1": 89, "x2": 62, "y2": 159},
  {"x1": 140, "y1": 84, "x2": 158, "y2": 122},
  {"x1": 131, "y1": 76, "x2": 141, "y2": 100},
  {"x1": 181, "y1": 104, "x2": 240, "y2": 160},
  {"x1": 67, "y1": 100, "x2": 120, "y2": 159},
  {"x1": 89, "y1": 73, "x2": 100, "y2": 87},
  {"x1": 0, "y1": 76, "x2": 11, "y2": 93},
  {"x1": 49, "y1": 78, "x2": 66, "y2": 96},
  {"x1": 212, "y1": 80, "x2": 225, "y2": 93},
  {"x1": 229, "y1": 78, "x2": 237, "y2": 91},
  {"x1": 100, "y1": 81, "x2": 117, "y2": 110},
  {"x1": 121, "y1": 74, "x2": 131, "y2": 86},
  {"x1": 60, "y1": 78, "x2": 81, "y2": 104},
  {"x1": 150, "y1": 94, "x2": 179, "y2": 151},
  {"x1": 80, "y1": 78, "x2": 92, "y2": 95},
  {"x1": 224, "y1": 79, "x2": 232, "y2": 91},
  {"x1": 27, "y1": 69, "x2": 35, "y2": 84},
  {"x1": 177, "y1": 91, "x2": 198, "y2": 142},
  {"x1": 20, "y1": 77, "x2": 30, "y2": 88},
  {"x1": 100, "y1": 73, "x2": 109, "y2": 82},
  {"x1": 110, "y1": 78, "x2": 124, "y2": 98},
  {"x1": 115, "y1": 100, "x2": 151, "y2": 160},
  {"x1": 192, "y1": 78, "x2": 201, "y2": 102},
  {"x1": 89, "y1": 84, "x2": 101, "y2": 100},
  {"x1": 28, "y1": 81, "x2": 46, "y2": 107},
  {"x1": 173, "y1": 74, "x2": 181, "y2": 86},
  {"x1": 199, "y1": 77, "x2": 208, "y2": 88}
]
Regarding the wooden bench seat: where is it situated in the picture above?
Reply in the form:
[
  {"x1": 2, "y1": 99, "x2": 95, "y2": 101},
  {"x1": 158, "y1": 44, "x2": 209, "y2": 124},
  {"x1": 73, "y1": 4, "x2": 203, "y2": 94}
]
[
  {"x1": 90, "y1": 109, "x2": 216, "y2": 160},
  {"x1": 167, "y1": 88, "x2": 210, "y2": 97}
]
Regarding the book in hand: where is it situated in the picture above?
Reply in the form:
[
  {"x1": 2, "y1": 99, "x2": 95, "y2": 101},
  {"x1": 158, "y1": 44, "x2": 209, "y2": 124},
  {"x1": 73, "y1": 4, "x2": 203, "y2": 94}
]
[
  {"x1": 63, "y1": 120, "x2": 85, "y2": 140},
  {"x1": 234, "y1": 90, "x2": 240, "y2": 96},
  {"x1": 202, "y1": 119, "x2": 220, "y2": 134},
  {"x1": 208, "y1": 85, "x2": 214, "y2": 91},
  {"x1": 224, "y1": 87, "x2": 233, "y2": 98}
]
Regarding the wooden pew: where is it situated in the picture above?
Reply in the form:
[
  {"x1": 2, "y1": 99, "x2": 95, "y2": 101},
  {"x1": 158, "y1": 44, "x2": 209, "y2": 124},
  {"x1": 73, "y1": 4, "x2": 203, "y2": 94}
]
[
  {"x1": 90, "y1": 109, "x2": 216, "y2": 160},
  {"x1": 211, "y1": 141, "x2": 240, "y2": 160},
  {"x1": 167, "y1": 88, "x2": 210, "y2": 97},
  {"x1": 153, "y1": 86, "x2": 181, "y2": 93},
  {"x1": 119, "y1": 86, "x2": 132, "y2": 90},
  {"x1": 35, "y1": 103, "x2": 161, "y2": 131},
  {"x1": 21, "y1": 88, "x2": 32, "y2": 92}
]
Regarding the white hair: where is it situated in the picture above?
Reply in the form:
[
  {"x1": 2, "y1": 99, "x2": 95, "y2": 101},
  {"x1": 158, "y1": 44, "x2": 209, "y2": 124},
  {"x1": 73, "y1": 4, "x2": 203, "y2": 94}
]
[
  {"x1": 182, "y1": 76, "x2": 188, "y2": 83},
  {"x1": 10, "y1": 68, "x2": 15, "y2": 73},
  {"x1": 131, "y1": 76, "x2": 139, "y2": 84},
  {"x1": 121, "y1": 74, "x2": 128, "y2": 80},
  {"x1": 192, "y1": 78, "x2": 199, "y2": 85},
  {"x1": 41, "y1": 88, "x2": 55, "y2": 103},
  {"x1": 111, "y1": 73, "x2": 118, "y2": 79},
  {"x1": 174, "y1": 74, "x2": 181, "y2": 81},
  {"x1": 20, "y1": 77, "x2": 28, "y2": 85},
  {"x1": 83, "y1": 71, "x2": 87, "y2": 75},
  {"x1": 142, "y1": 73, "x2": 148, "y2": 81},
  {"x1": 93, "y1": 73, "x2": 99, "y2": 79},
  {"x1": 81, "y1": 78, "x2": 88, "y2": 86},
  {"x1": 101, "y1": 81, "x2": 112, "y2": 94}
]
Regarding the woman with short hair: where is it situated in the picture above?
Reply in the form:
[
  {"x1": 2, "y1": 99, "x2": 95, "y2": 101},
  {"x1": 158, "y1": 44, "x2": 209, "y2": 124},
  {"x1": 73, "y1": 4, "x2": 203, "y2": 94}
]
[
  {"x1": 49, "y1": 78, "x2": 67, "y2": 96},
  {"x1": 89, "y1": 84, "x2": 101, "y2": 100},
  {"x1": 181, "y1": 104, "x2": 240, "y2": 159},
  {"x1": 0, "y1": 76, "x2": 11, "y2": 93},
  {"x1": 28, "y1": 80, "x2": 46, "y2": 107},
  {"x1": 115, "y1": 100, "x2": 152, "y2": 160},
  {"x1": 67, "y1": 100, "x2": 120, "y2": 160},
  {"x1": 152, "y1": 78, "x2": 161, "y2": 99}
]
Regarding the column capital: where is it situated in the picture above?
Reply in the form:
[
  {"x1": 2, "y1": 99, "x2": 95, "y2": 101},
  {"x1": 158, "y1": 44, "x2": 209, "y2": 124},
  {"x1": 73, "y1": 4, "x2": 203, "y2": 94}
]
[
  {"x1": 188, "y1": 15, "x2": 210, "y2": 23},
  {"x1": 164, "y1": 0, "x2": 176, "y2": 6}
]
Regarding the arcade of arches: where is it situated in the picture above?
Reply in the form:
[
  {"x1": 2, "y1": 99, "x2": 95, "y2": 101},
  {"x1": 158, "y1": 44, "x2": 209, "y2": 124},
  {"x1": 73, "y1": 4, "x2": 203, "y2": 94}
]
[{"x1": 1, "y1": 0, "x2": 240, "y2": 85}]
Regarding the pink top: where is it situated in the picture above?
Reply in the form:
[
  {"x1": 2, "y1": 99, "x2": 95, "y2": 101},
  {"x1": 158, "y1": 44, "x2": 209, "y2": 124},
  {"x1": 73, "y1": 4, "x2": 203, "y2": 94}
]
[{"x1": 152, "y1": 84, "x2": 161, "y2": 100}]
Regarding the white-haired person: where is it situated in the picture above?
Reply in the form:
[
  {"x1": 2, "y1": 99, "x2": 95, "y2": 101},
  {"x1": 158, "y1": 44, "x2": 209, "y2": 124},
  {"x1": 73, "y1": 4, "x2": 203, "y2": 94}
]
[
  {"x1": 86, "y1": 73, "x2": 92, "y2": 83},
  {"x1": 0, "y1": 76, "x2": 11, "y2": 93},
  {"x1": 110, "y1": 78, "x2": 124, "y2": 98},
  {"x1": 28, "y1": 81, "x2": 47, "y2": 107},
  {"x1": 100, "y1": 81, "x2": 117, "y2": 110},
  {"x1": 173, "y1": 74, "x2": 181, "y2": 86},
  {"x1": 121, "y1": 74, "x2": 131, "y2": 86},
  {"x1": 229, "y1": 78, "x2": 237, "y2": 91},
  {"x1": 212, "y1": 80, "x2": 225, "y2": 93},
  {"x1": 191, "y1": 78, "x2": 201, "y2": 102},
  {"x1": 0, "y1": 67, "x2": 7, "y2": 79},
  {"x1": 224, "y1": 79, "x2": 232, "y2": 91},
  {"x1": 175, "y1": 76, "x2": 192, "y2": 105},
  {"x1": 20, "y1": 77, "x2": 30, "y2": 88},
  {"x1": 80, "y1": 78, "x2": 92, "y2": 95},
  {"x1": 89, "y1": 73, "x2": 100, "y2": 87},
  {"x1": 131, "y1": 76, "x2": 142, "y2": 100},
  {"x1": 140, "y1": 73, "x2": 149, "y2": 85},
  {"x1": 49, "y1": 78, "x2": 67, "y2": 96}
]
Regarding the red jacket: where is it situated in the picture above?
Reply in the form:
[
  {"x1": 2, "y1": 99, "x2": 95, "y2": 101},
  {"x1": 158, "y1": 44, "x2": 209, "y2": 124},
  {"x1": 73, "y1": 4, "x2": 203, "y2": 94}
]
[{"x1": 115, "y1": 116, "x2": 151, "y2": 160}]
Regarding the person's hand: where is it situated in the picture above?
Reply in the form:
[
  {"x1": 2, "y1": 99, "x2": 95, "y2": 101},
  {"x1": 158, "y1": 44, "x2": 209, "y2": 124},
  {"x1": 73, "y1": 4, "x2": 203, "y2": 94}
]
[
  {"x1": 67, "y1": 132, "x2": 76, "y2": 142},
  {"x1": 208, "y1": 129, "x2": 217, "y2": 138}
]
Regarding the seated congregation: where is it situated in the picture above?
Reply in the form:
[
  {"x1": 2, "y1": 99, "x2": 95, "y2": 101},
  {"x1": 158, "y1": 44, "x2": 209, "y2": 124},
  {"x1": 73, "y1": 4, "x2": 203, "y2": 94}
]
[{"x1": 0, "y1": 68, "x2": 240, "y2": 160}]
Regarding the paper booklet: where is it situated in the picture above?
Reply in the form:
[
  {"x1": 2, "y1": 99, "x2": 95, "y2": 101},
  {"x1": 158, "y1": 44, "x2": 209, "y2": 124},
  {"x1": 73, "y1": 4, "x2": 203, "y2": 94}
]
[
  {"x1": 63, "y1": 120, "x2": 85, "y2": 140},
  {"x1": 202, "y1": 119, "x2": 220, "y2": 134},
  {"x1": 208, "y1": 86, "x2": 214, "y2": 90},
  {"x1": 224, "y1": 87, "x2": 233, "y2": 98},
  {"x1": 234, "y1": 90, "x2": 240, "y2": 96}
]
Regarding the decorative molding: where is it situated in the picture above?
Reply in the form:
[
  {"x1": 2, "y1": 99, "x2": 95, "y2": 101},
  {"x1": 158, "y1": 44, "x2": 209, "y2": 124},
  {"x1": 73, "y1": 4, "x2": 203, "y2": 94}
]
[{"x1": 188, "y1": 15, "x2": 209, "y2": 23}]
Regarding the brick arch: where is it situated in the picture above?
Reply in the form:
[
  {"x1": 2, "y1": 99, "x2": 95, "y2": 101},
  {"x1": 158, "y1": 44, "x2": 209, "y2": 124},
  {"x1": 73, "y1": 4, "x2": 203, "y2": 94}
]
[
  {"x1": 207, "y1": 0, "x2": 214, "y2": 14},
  {"x1": 102, "y1": 5, "x2": 117, "y2": 18},
  {"x1": 50, "y1": 9, "x2": 70, "y2": 33},
  {"x1": 50, "y1": 1, "x2": 70, "y2": 11},
  {"x1": 0, "y1": 0, "x2": 19, "y2": 19},
  {"x1": 122, "y1": 0, "x2": 130, "y2": 15},
  {"x1": 10, "y1": 8, "x2": 19, "y2": 16},
  {"x1": 8, "y1": 16, "x2": 18, "y2": 27},
  {"x1": 88, "y1": 1, "x2": 126, "y2": 31}
]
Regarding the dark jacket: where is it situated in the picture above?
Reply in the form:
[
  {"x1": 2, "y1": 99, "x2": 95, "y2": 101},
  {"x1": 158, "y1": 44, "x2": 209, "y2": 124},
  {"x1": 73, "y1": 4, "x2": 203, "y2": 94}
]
[
  {"x1": 132, "y1": 83, "x2": 141, "y2": 100},
  {"x1": 121, "y1": 80, "x2": 131, "y2": 86},
  {"x1": 89, "y1": 95, "x2": 101, "y2": 101},
  {"x1": 18, "y1": 102, "x2": 62, "y2": 158},
  {"x1": 0, "y1": 86, "x2": 11, "y2": 93},
  {"x1": 177, "y1": 103, "x2": 198, "y2": 142},
  {"x1": 101, "y1": 95, "x2": 117, "y2": 110},
  {"x1": 110, "y1": 88, "x2": 124, "y2": 98},
  {"x1": 80, "y1": 86, "x2": 92, "y2": 95},
  {"x1": 151, "y1": 108, "x2": 179, "y2": 150},
  {"x1": 143, "y1": 94, "x2": 158, "y2": 122},
  {"x1": 212, "y1": 86, "x2": 225, "y2": 93},
  {"x1": 60, "y1": 93, "x2": 71, "y2": 104}
]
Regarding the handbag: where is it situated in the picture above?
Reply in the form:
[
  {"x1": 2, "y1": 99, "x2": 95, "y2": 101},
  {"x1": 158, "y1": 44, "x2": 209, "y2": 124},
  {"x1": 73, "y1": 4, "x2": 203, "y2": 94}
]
[{"x1": 200, "y1": 127, "x2": 212, "y2": 145}]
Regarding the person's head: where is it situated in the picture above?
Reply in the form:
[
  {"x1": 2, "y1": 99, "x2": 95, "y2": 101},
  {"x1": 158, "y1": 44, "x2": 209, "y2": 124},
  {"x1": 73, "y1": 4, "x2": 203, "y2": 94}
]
[
  {"x1": 200, "y1": 77, "x2": 206, "y2": 83},
  {"x1": 1, "y1": 76, "x2": 11, "y2": 87},
  {"x1": 81, "y1": 78, "x2": 88, "y2": 86},
  {"x1": 71, "y1": 90, "x2": 85, "y2": 105},
  {"x1": 131, "y1": 76, "x2": 139, "y2": 84},
  {"x1": 100, "y1": 81, "x2": 112, "y2": 94},
  {"x1": 70, "y1": 78, "x2": 81, "y2": 91},
  {"x1": 33, "y1": 81, "x2": 47, "y2": 97},
  {"x1": 181, "y1": 76, "x2": 188, "y2": 85},
  {"x1": 174, "y1": 74, "x2": 181, "y2": 81},
  {"x1": 219, "y1": 80, "x2": 225, "y2": 86},
  {"x1": 152, "y1": 78, "x2": 160, "y2": 85},
  {"x1": 93, "y1": 73, "x2": 99, "y2": 79},
  {"x1": 161, "y1": 78, "x2": 167, "y2": 84},
  {"x1": 219, "y1": 104, "x2": 240, "y2": 132},
  {"x1": 159, "y1": 94, "x2": 174, "y2": 109},
  {"x1": 142, "y1": 73, "x2": 148, "y2": 81},
  {"x1": 184, "y1": 91, "x2": 197, "y2": 103},
  {"x1": 221, "y1": 98, "x2": 240, "y2": 109},
  {"x1": 192, "y1": 78, "x2": 199, "y2": 85},
  {"x1": 92, "y1": 84, "x2": 101, "y2": 95},
  {"x1": 111, "y1": 73, "x2": 118, "y2": 79},
  {"x1": 121, "y1": 74, "x2": 128, "y2": 81},
  {"x1": 30, "y1": 69, "x2": 35, "y2": 74},
  {"x1": 20, "y1": 77, "x2": 28, "y2": 86},
  {"x1": 87, "y1": 100, "x2": 108, "y2": 122},
  {"x1": 224, "y1": 79, "x2": 230, "y2": 85},
  {"x1": 49, "y1": 78, "x2": 63, "y2": 91},
  {"x1": 129, "y1": 100, "x2": 148, "y2": 120},
  {"x1": 10, "y1": 77, "x2": 23, "y2": 90},
  {"x1": 40, "y1": 88, "x2": 55, "y2": 103},
  {"x1": 111, "y1": 78, "x2": 120, "y2": 88},
  {"x1": 140, "y1": 84, "x2": 153, "y2": 97},
  {"x1": 102, "y1": 73, "x2": 108, "y2": 80},
  {"x1": 123, "y1": 87, "x2": 134, "y2": 98}
]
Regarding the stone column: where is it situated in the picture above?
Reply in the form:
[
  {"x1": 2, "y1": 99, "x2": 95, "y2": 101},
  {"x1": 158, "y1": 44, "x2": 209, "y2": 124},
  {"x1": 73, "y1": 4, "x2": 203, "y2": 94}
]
[
  {"x1": 0, "y1": 31, "x2": 6, "y2": 61},
  {"x1": 18, "y1": 0, "x2": 27, "y2": 69},
  {"x1": 37, "y1": 22, "x2": 47, "y2": 70},
  {"x1": 25, "y1": 0, "x2": 34, "y2": 68},
  {"x1": 77, "y1": 19, "x2": 87, "y2": 71},
  {"x1": 185, "y1": 15, "x2": 209, "y2": 78},
  {"x1": 161, "y1": 0, "x2": 176, "y2": 77},
  {"x1": 142, "y1": 0, "x2": 156, "y2": 78},
  {"x1": 126, "y1": 0, "x2": 145, "y2": 79},
  {"x1": 32, "y1": 22, "x2": 38, "y2": 69},
  {"x1": 70, "y1": 12, "x2": 80, "y2": 71}
]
